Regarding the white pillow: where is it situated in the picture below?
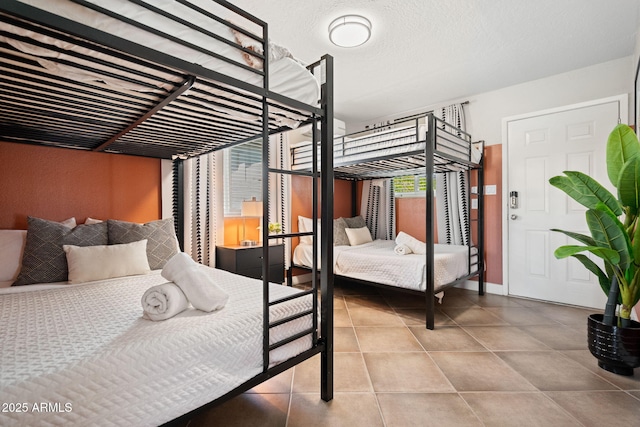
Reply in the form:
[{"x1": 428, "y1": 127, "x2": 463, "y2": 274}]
[
  {"x1": 345, "y1": 226, "x2": 373, "y2": 246},
  {"x1": 63, "y1": 239, "x2": 151, "y2": 284},
  {"x1": 298, "y1": 216, "x2": 320, "y2": 245},
  {"x1": 0, "y1": 230, "x2": 27, "y2": 283},
  {"x1": 84, "y1": 217, "x2": 103, "y2": 225}
]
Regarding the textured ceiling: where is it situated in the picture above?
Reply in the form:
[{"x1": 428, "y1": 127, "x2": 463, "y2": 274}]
[{"x1": 230, "y1": 0, "x2": 639, "y2": 126}]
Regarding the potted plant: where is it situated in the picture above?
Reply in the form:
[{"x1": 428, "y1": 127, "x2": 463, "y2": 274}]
[{"x1": 549, "y1": 123, "x2": 640, "y2": 376}]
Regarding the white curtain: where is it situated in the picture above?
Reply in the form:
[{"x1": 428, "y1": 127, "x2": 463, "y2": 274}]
[
  {"x1": 269, "y1": 133, "x2": 292, "y2": 268},
  {"x1": 181, "y1": 152, "x2": 224, "y2": 266},
  {"x1": 435, "y1": 104, "x2": 471, "y2": 246},
  {"x1": 360, "y1": 178, "x2": 396, "y2": 240}
]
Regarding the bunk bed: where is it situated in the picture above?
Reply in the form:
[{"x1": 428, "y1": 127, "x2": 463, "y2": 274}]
[
  {"x1": 0, "y1": 1, "x2": 334, "y2": 426},
  {"x1": 291, "y1": 112, "x2": 484, "y2": 330}
]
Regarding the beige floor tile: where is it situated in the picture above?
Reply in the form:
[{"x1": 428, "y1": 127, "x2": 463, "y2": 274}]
[
  {"x1": 395, "y1": 307, "x2": 455, "y2": 327},
  {"x1": 484, "y1": 306, "x2": 560, "y2": 326},
  {"x1": 430, "y1": 352, "x2": 536, "y2": 391},
  {"x1": 545, "y1": 390, "x2": 640, "y2": 427},
  {"x1": 629, "y1": 391, "x2": 640, "y2": 399},
  {"x1": 461, "y1": 392, "x2": 582, "y2": 426},
  {"x1": 377, "y1": 393, "x2": 482, "y2": 427},
  {"x1": 287, "y1": 393, "x2": 383, "y2": 427},
  {"x1": 560, "y1": 349, "x2": 640, "y2": 390},
  {"x1": 348, "y1": 306, "x2": 405, "y2": 326},
  {"x1": 248, "y1": 368, "x2": 293, "y2": 394},
  {"x1": 440, "y1": 306, "x2": 508, "y2": 326},
  {"x1": 333, "y1": 308, "x2": 353, "y2": 327},
  {"x1": 344, "y1": 294, "x2": 392, "y2": 310},
  {"x1": 334, "y1": 326, "x2": 360, "y2": 352},
  {"x1": 293, "y1": 353, "x2": 372, "y2": 393},
  {"x1": 333, "y1": 296, "x2": 347, "y2": 310},
  {"x1": 518, "y1": 324, "x2": 588, "y2": 350},
  {"x1": 497, "y1": 351, "x2": 617, "y2": 391},
  {"x1": 438, "y1": 292, "x2": 479, "y2": 308},
  {"x1": 410, "y1": 325, "x2": 487, "y2": 351},
  {"x1": 536, "y1": 305, "x2": 599, "y2": 326},
  {"x1": 355, "y1": 326, "x2": 423, "y2": 352},
  {"x1": 363, "y1": 352, "x2": 454, "y2": 392},
  {"x1": 380, "y1": 292, "x2": 428, "y2": 309},
  {"x1": 463, "y1": 326, "x2": 552, "y2": 351},
  {"x1": 463, "y1": 292, "x2": 528, "y2": 308},
  {"x1": 189, "y1": 393, "x2": 289, "y2": 427}
]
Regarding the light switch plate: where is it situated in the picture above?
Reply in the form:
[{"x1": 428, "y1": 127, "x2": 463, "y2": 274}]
[
  {"x1": 471, "y1": 199, "x2": 478, "y2": 209},
  {"x1": 485, "y1": 185, "x2": 497, "y2": 195}
]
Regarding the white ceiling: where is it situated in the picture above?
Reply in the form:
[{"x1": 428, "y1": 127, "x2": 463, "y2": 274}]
[{"x1": 230, "y1": 0, "x2": 639, "y2": 126}]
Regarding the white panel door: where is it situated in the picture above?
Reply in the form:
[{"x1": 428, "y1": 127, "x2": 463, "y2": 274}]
[{"x1": 507, "y1": 98, "x2": 623, "y2": 308}]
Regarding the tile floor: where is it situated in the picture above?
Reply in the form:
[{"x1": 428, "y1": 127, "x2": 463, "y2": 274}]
[{"x1": 186, "y1": 282, "x2": 640, "y2": 426}]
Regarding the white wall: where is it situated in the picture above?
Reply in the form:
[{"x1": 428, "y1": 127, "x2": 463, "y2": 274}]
[{"x1": 347, "y1": 56, "x2": 635, "y2": 146}]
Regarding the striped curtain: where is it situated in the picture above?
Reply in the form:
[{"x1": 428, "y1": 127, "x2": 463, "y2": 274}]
[
  {"x1": 360, "y1": 179, "x2": 395, "y2": 240},
  {"x1": 435, "y1": 104, "x2": 471, "y2": 246},
  {"x1": 176, "y1": 152, "x2": 224, "y2": 266}
]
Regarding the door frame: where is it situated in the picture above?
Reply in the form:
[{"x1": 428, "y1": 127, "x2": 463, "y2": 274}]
[{"x1": 501, "y1": 94, "x2": 628, "y2": 297}]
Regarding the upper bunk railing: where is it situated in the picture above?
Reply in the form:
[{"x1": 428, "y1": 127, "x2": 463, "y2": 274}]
[
  {"x1": 290, "y1": 112, "x2": 482, "y2": 180},
  {"x1": 0, "y1": 0, "x2": 324, "y2": 159}
]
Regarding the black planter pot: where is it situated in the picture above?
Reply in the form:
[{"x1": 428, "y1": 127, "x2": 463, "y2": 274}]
[{"x1": 587, "y1": 314, "x2": 640, "y2": 376}]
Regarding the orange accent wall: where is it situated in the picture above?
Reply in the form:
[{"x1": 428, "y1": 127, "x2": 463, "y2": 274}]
[
  {"x1": 394, "y1": 145, "x2": 503, "y2": 285},
  {"x1": 0, "y1": 142, "x2": 161, "y2": 229}
]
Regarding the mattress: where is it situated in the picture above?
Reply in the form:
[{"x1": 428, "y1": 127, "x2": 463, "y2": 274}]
[
  {"x1": 0, "y1": 268, "x2": 313, "y2": 426},
  {"x1": 293, "y1": 239, "x2": 477, "y2": 292},
  {"x1": 12, "y1": 0, "x2": 319, "y2": 107}
]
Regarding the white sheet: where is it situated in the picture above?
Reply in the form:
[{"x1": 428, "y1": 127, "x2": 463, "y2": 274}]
[
  {"x1": 13, "y1": 0, "x2": 319, "y2": 106},
  {"x1": 293, "y1": 240, "x2": 478, "y2": 292},
  {"x1": 0, "y1": 269, "x2": 313, "y2": 426}
]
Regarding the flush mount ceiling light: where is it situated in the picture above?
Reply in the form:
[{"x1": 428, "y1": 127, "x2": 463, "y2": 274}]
[{"x1": 328, "y1": 15, "x2": 371, "y2": 48}]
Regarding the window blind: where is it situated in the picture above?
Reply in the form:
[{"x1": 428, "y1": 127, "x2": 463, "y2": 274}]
[{"x1": 224, "y1": 140, "x2": 263, "y2": 216}]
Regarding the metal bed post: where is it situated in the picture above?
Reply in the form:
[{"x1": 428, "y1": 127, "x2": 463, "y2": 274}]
[
  {"x1": 261, "y1": 21, "x2": 271, "y2": 373},
  {"x1": 477, "y1": 152, "x2": 485, "y2": 295},
  {"x1": 320, "y1": 54, "x2": 334, "y2": 401},
  {"x1": 425, "y1": 113, "x2": 436, "y2": 330}
]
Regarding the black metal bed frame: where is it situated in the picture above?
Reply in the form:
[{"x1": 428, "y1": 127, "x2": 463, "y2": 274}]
[
  {"x1": 0, "y1": 0, "x2": 334, "y2": 423},
  {"x1": 289, "y1": 112, "x2": 484, "y2": 330}
]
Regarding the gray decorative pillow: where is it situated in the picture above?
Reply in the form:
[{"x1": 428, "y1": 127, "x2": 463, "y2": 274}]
[
  {"x1": 13, "y1": 217, "x2": 108, "y2": 286},
  {"x1": 107, "y1": 218, "x2": 178, "y2": 270},
  {"x1": 333, "y1": 218, "x2": 350, "y2": 246},
  {"x1": 344, "y1": 215, "x2": 366, "y2": 229}
]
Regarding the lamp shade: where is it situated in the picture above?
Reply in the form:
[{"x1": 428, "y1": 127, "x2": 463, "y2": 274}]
[
  {"x1": 328, "y1": 15, "x2": 371, "y2": 48},
  {"x1": 241, "y1": 197, "x2": 262, "y2": 217}
]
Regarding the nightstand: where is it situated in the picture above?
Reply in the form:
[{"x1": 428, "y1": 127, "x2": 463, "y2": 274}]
[{"x1": 215, "y1": 244, "x2": 285, "y2": 283}]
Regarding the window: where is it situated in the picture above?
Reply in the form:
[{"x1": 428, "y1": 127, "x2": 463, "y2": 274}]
[
  {"x1": 224, "y1": 140, "x2": 262, "y2": 216},
  {"x1": 393, "y1": 175, "x2": 431, "y2": 198}
]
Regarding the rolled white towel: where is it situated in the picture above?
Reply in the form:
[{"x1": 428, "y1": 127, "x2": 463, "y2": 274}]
[
  {"x1": 393, "y1": 244, "x2": 412, "y2": 255},
  {"x1": 395, "y1": 231, "x2": 427, "y2": 255},
  {"x1": 142, "y1": 282, "x2": 189, "y2": 321},
  {"x1": 162, "y1": 252, "x2": 229, "y2": 312}
]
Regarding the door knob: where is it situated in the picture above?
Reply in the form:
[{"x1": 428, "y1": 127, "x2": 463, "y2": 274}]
[{"x1": 510, "y1": 214, "x2": 517, "y2": 220}]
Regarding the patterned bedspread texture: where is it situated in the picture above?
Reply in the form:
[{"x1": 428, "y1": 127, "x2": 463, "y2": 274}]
[
  {"x1": 295, "y1": 240, "x2": 476, "y2": 292},
  {"x1": 0, "y1": 269, "x2": 312, "y2": 426}
]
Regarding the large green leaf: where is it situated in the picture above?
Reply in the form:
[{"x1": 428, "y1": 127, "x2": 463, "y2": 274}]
[
  {"x1": 550, "y1": 229, "x2": 596, "y2": 247},
  {"x1": 618, "y1": 155, "x2": 640, "y2": 215},
  {"x1": 607, "y1": 123, "x2": 640, "y2": 187},
  {"x1": 571, "y1": 253, "x2": 611, "y2": 296},
  {"x1": 554, "y1": 245, "x2": 620, "y2": 264},
  {"x1": 549, "y1": 173, "x2": 622, "y2": 215},
  {"x1": 586, "y1": 209, "x2": 630, "y2": 270}
]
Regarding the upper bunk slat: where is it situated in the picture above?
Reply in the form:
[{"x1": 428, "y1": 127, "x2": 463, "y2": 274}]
[
  {"x1": 291, "y1": 113, "x2": 482, "y2": 181},
  {"x1": 0, "y1": 0, "x2": 324, "y2": 159}
]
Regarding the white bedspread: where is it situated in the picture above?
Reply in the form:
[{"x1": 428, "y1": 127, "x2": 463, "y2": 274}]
[
  {"x1": 293, "y1": 240, "x2": 477, "y2": 292},
  {"x1": 0, "y1": 269, "x2": 312, "y2": 426}
]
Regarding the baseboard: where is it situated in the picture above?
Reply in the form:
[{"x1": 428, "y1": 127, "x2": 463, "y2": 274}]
[{"x1": 455, "y1": 280, "x2": 504, "y2": 295}]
